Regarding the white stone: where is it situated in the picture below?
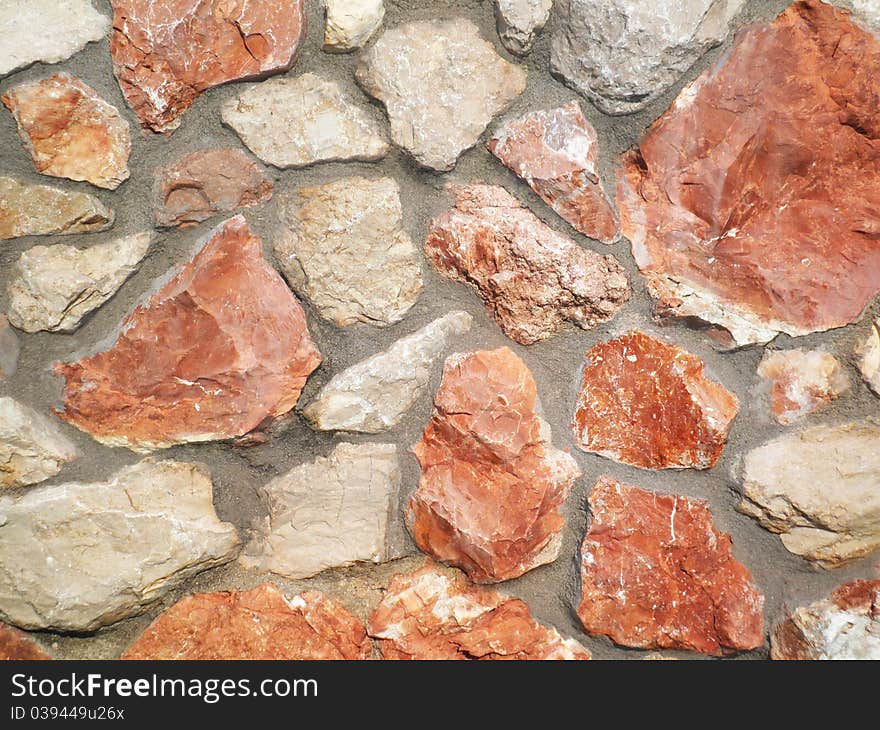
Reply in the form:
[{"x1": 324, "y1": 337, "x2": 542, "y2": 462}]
[
  {"x1": 857, "y1": 320, "x2": 880, "y2": 397},
  {"x1": 849, "y1": 0, "x2": 880, "y2": 29},
  {"x1": 496, "y1": 0, "x2": 552, "y2": 55},
  {"x1": 323, "y1": 0, "x2": 385, "y2": 51}
]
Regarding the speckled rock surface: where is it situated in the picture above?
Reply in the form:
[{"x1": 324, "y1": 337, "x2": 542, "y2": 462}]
[
  {"x1": 756, "y1": 349, "x2": 849, "y2": 424},
  {"x1": 495, "y1": 0, "x2": 552, "y2": 55},
  {"x1": 857, "y1": 320, "x2": 880, "y2": 397},
  {"x1": 323, "y1": 0, "x2": 385, "y2": 52},
  {"x1": 0, "y1": 623, "x2": 51, "y2": 660}
]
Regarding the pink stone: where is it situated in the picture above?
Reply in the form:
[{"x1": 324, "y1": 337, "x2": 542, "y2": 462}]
[{"x1": 757, "y1": 349, "x2": 849, "y2": 425}]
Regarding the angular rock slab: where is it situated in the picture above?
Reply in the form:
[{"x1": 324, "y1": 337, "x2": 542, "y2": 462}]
[
  {"x1": 356, "y1": 18, "x2": 527, "y2": 171},
  {"x1": 495, "y1": 0, "x2": 552, "y2": 55},
  {"x1": 7, "y1": 232, "x2": 152, "y2": 334},
  {"x1": 110, "y1": 0, "x2": 306, "y2": 133},
  {"x1": 772, "y1": 579, "x2": 880, "y2": 660},
  {"x1": 368, "y1": 564, "x2": 590, "y2": 660},
  {"x1": 277, "y1": 177, "x2": 422, "y2": 328},
  {"x1": 0, "y1": 0, "x2": 110, "y2": 78},
  {"x1": 0, "y1": 316, "x2": 19, "y2": 380},
  {"x1": 618, "y1": 1, "x2": 880, "y2": 347},
  {"x1": 409, "y1": 347, "x2": 581, "y2": 584},
  {"x1": 56, "y1": 216, "x2": 321, "y2": 452},
  {"x1": 488, "y1": 101, "x2": 619, "y2": 243},
  {"x1": 426, "y1": 184, "x2": 628, "y2": 345},
  {"x1": 154, "y1": 148, "x2": 273, "y2": 228},
  {"x1": 0, "y1": 459, "x2": 240, "y2": 631},
  {"x1": 0, "y1": 624, "x2": 51, "y2": 660},
  {"x1": 738, "y1": 421, "x2": 880, "y2": 568},
  {"x1": 757, "y1": 349, "x2": 849, "y2": 425},
  {"x1": 551, "y1": 0, "x2": 746, "y2": 115},
  {"x1": 0, "y1": 397, "x2": 78, "y2": 489},
  {"x1": 241, "y1": 442, "x2": 403, "y2": 579},
  {"x1": 0, "y1": 177, "x2": 114, "y2": 240},
  {"x1": 222, "y1": 74, "x2": 390, "y2": 169},
  {"x1": 304, "y1": 312, "x2": 473, "y2": 433},
  {"x1": 2, "y1": 73, "x2": 131, "y2": 190},
  {"x1": 578, "y1": 476, "x2": 765, "y2": 655},
  {"x1": 323, "y1": 0, "x2": 385, "y2": 52},
  {"x1": 123, "y1": 584, "x2": 370, "y2": 660},
  {"x1": 857, "y1": 320, "x2": 880, "y2": 397},
  {"x1": 572, "y1": 331, "x2": 739, "y2": 469}
]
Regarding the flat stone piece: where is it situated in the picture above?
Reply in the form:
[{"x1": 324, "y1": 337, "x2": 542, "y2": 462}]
[
  {"x1": 857, "y1": 320, "x2": 880, "y2": 397},
  {"x1": 577, "y1": 476, "x2": 765, "y2": 655},
  {"x1": 110, "y1": 0, "x2": 307, "y2": 133},
  {"x1": 323, "y1": 0, "x2": 385, "y2": 51},
  {"x1": 757, "y1": 349, "x2": 849, "y2": 425},
  {"x1": 123, "y1": 584, "x2": 370, "y2": 660},
  {"x1": 409, "y1": 347, "x2": 581, "y2": 583},
  {"x1": 356, "y1": 18, "x2": 527, "y2": 171},
  {"x1": 572, "y1": 331, "x2": 739, "y2": 469},
  {"x1": 495, "y1": 0, "x2": 552, "y2": 55},
  {"x1": 618, "y1": 0, "x2": 880, "y2": 346},
  {"x1": 0, "y1": 459, "x2": 240, "y2": 631},
  {"x1": 55, "y1": 215, "x2": 321, "y2": 452},
  {"x1": 0, "y1": 624, "x2": 51, "y2": 660},
  {"x1": 368, "y1": 564, "x2": 591, "y2": 659},
  {"x1": 0, "y1": 316, "x2": 19, "y2": 380}
]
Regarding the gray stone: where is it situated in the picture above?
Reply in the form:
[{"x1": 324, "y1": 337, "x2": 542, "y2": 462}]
[
  {"x1": 857, "y1": 320, "x2": 880, "y2": 397},
  {"x1": 0, "y1": 317, "x2": 18, "y2": 380},
  {"x1": 496, "y1": 0, "x2": 552, "y2": 55},
  {"x1": 323, "y1": 0, "x2": 385, "y2": 51}
]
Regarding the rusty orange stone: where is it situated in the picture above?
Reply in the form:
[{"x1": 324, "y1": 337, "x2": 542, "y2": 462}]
[{"x1": 0, "y1": 623, "x2": 51, "y2": 660}]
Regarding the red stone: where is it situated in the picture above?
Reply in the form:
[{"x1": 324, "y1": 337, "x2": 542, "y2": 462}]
[
  {"x1": 577, "y1": 476, "x2": 765, "y2": 655},
  {"x1": 408, "y1": 347, "x2": 580, "y2": 583},
  {"x1": 368, "y1": 563, "x2": 590, "y2": 660},
  {"x1": 0, "y1": 623, "x2": 51, "y2": 660},
  {"x1": 572, "y1": 331, "x2": 738, "y2": 469},
  {"x1": 110, "y1": 0, "x2": 307, "y2": 133},
  {"x1": 756, "y1": 349, "x2": 849, "y2": 425},
  {"x1": 122, "y1": 583, "x2": 370, "y2": 660},
  {"x1": 55, "y1": 215, "x2": 321, "y2": 451}
]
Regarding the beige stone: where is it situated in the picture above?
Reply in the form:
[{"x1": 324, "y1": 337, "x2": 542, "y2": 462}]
[
  {"x1": 323, "y1": 0, "x2": 385, "y2": 51},
  {"x1": 857, "y1": 320, "x2": 880, "y2": 397}
]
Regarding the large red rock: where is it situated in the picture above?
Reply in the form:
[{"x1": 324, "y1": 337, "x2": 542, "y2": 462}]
[
  {"x1": 577, "y1": 476, "x2": 765, "y2": 655},
  {"x1": 0, "y1": 623, "x2": 51, "y2": 660},
  {"x1": 122, "y1": 583, "x2": 370, "y2": 660},
  {"x1": 617, "y1": 0, "x2": 880, "y2": 347},
  {"x1": 55, "y1": 215, "x2": 321, "y2": 451},
  {"x1": 572, "y1": 331, "x2": 738, "y2": 469},
  {"x1": 368, "y1": 563, "x2": 590, "y2": 660},
  {"x1": 408, "y1": 347, "x2": 580, "y2": 583},
  {"x1": 110, "y1": 0, "x2": 307, "y2": 133}
]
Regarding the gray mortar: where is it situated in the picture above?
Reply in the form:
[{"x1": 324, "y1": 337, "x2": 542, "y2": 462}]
[{"x1": 0, "y1": 0, "x2": 877, "y2": 660}]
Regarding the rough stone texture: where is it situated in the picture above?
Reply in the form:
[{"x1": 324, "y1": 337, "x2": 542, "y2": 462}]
[
  {"x1": 488, "y1": 101, "x2": 619, "y2": 243},
  {"x1": 771, "y1": 579, "x2": 880, "y2": 660},
  {"x1": 425, "y1": 184, "x2": 628, "y2": 345},
  {"x1": 276, "y1": 177, "x2": 422, "y2": 328},
  {"x1": 123, "y1": 583, "x2": 370, "y2": 660},
  {"x1": 0, "y1": 623, "x2": 51, "y2": 660},
  {"x1": 110, "y1": 0, "x2": 307, "y2": 133},
  {"x1": 850, "y1": 0, "x2": 880, "y2": 28},
  {"x1": 0, "y1": 396, "x2": 78, "y2": 489},
  {"x1": 618, "y1": 1, "x2": 880, "y2": 347},
  {"x1": 0, "y1": 0, "x2": 110, "y2": 78},
  {"x1": 738, "y1": 421, "x2": 880, "y2": 568},
  {"x1": 368, "y1": 564, "x2": 590, "y2": 659},
  {"x1": 0, "y1": 459, "x2": 240, "y2": 631},
  {"x1": 7, "y1": 232, "x2": 152, "y2": 334},
  {"x1": 757, "y1": 349, "x2": 849, "y2": 425},
  {"x1": 356, "y1": 18, "x2": 527, "y2": 171},
  {"x1": 857, "y1": 320, "x2": 880, "y2": 397},
  {"x1": 0, "y1": 316, "x2": 19, "y2": 380},
  {"x1": 409, "y1": 347, "x2": 581, "y2": 583},
  {"x1": 2, "y1": 73, "x2": 130, "y2": 190},
  {"x1": 495, "y1": 0, "x2": 552, "y2": 55},
  {"x1": 551, "y1": 0, "x2": 746, "y2": 115},
  {"x1": 577, "y1": 476, "x2": 765, "y2": 655},
  {"x1": 241, "y1": 442, "x2": 402, "y2": 579},
  {"x1": 55, "y1": 216, "x2": 321, "y2": 452},
  {"x1": 323, "y1": 0, "x2": 385, "y2": 52},
  {"x1": 572, "y1": 331, "x2": 739, "y2": 469},
  {"x1": 154, "y1": 148, "x2": 273, "y2": 228},
  {"x1": 222, "y1": 74, "x2": 389, "y2": 169},
  {"x1": 304, "y1": 312, "x2": 473, "y2": 433},
  {"x1": 0, "y1": 177, "x2": 114, "y2": 240}
]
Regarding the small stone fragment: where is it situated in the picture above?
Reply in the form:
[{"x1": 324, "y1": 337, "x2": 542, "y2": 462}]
[
  {"x1": 771, "y1": 579, "x2": 880, "y2": 660},
  {"x1": 55, "y1": 216, "x2": 321, "y2": 452},
  {"x1": 495, "y1": 0, "x2": 552, "y2": 55},
  {"x1": 2, "y1": 73, "x2": 130, "y2": 190},
  {"x1": 304, "y1": 312, "x2": 473, "y2": 433},
  {"x1": 0, "y1": 0, "x2": 110, "y2": 78},
  {"x1": 488, "y1": 101, "x2": 619, "y2": 242},
  {"x1": 110, "y1": 0, "x2": 307, "y2": 133},
  {"x1": 276, "y1": 177, "x2": 422, "y2": 328},
  {"x1": 154, "y1": 148, "x2": 273, "y2": 228},
  {"x1": 0, "y1": 459, "x2": 240, "y2": 631},
  {"x1": 123, "y1": 584, "x2": 369, "y2": 660},
  {"x1": 0, "y1": 316, "x2": 19, "y2": 380},
  {"x1": 0, "y1": 397, "x2": 78, "y2": 489},
  {"x1": 0, "y1": 624, "x2": 51, "y2": 660},
  {"x1": 356, "y1": 18, "x2": 527, "y2": 171},
  {"x1": 0, "y1": 177, "x2": 114, "y2": 240},
  {"x1": 738, "y1": 421, "x2": 880, "y2": 568},
  {"x1": 323, "y1": 0, "x2": 385, "y2": 52},
  {"x1": 425, "y1": 184, "x2": 628, "y2": 345},
  {"x1": 572, "y1": 331, "x2": 739, "y2": 469},
  {"x1": 757, "y1": 349, "x2": 849, "y2": 425},
  {"x1": 222, "y1": 74, "x2": 389, "y2": 169},
  {"x1": 856, "y1": 320, "x2": 880, "y2": 397},
  {"x1": 409, "y1": 347, "x2": 581, "y2": 583},
  {"x1": 7, "y1": 233, "x2": 152, "y2": 334},
  {"x1": 368, "y1": 564, "x2": 590, "y2": 659},
  {"x1": 577, "y1": 476, "x2": 765, "y2": 655}
]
